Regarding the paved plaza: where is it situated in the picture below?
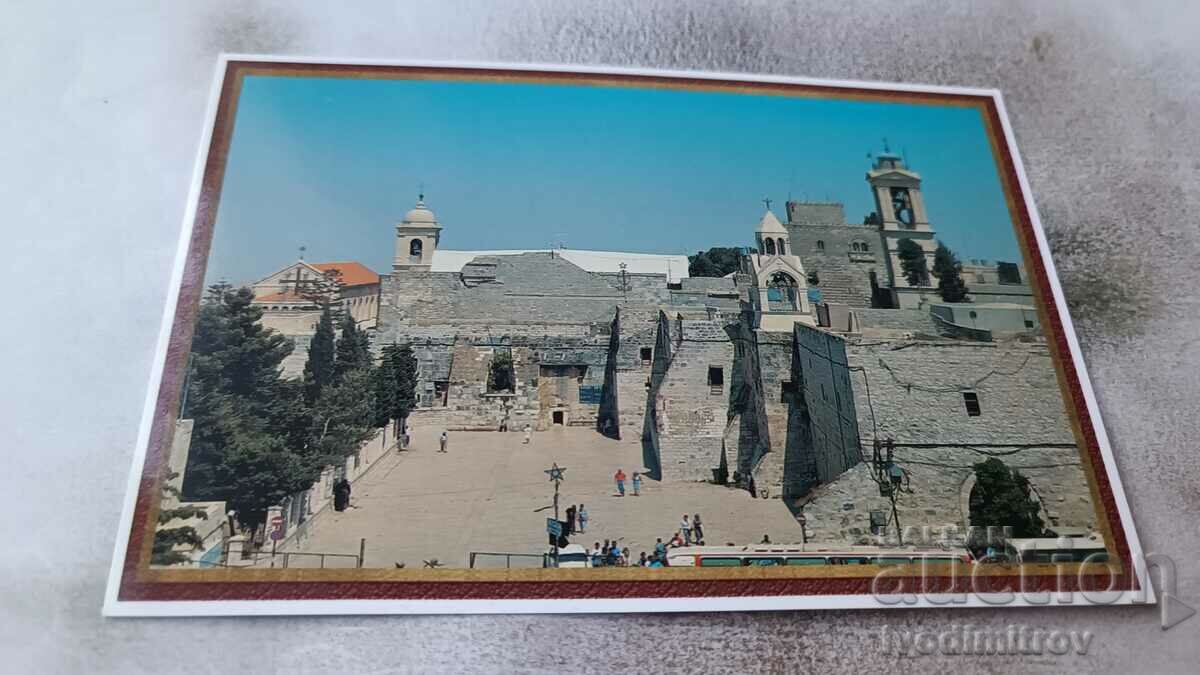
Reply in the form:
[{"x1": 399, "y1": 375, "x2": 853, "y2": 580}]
[{"x1": 286, "y1": 425, "x2": 804, "y2": 568}]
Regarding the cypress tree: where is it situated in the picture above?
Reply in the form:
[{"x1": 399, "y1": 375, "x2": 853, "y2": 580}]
[
  {"x1": 932, "y1": 240, "x2": 970, "y2": 303},
  {"x1": 334, "y1": 311, "x2": 371, "y2": 382},
  {"x1": 896, "y1": 238, "x2": 930, "y2": 286},
  {"x1": 304, "y1": 306, "x2": 337, "y2": 404},
  {"x1": 969, "y1": 458, "x2": 1046, "y2": 539}
]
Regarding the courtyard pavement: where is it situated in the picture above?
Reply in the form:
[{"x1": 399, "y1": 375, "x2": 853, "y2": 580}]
[{"x1": 286, "y1": 424, "x2": 804, "y2": 568}]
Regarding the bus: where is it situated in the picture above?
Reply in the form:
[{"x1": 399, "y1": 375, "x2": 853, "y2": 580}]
[
  {"x1": 665, "y1": 544, "x2": 973, "y2": 568},
  {"x1": 1003, "y1": 534, "x2": 1108, "y2": 564}
]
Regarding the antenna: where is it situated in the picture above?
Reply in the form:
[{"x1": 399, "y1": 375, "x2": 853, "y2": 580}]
[{"x1": 418, "y1": 181, "x2": 425, "y2": 202}]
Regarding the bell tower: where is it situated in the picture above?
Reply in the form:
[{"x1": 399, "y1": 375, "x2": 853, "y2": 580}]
[
  {"x1": 393, "y1": 194, "x2": 442, "y2": 271},
  {"x1": 866, "y1": 147, "x2": 937, "y2": 307}
]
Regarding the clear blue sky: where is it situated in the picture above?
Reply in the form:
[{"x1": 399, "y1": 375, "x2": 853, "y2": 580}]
[{"x1": 207, "y1": 75, "x2": 1020, "y2": 285}]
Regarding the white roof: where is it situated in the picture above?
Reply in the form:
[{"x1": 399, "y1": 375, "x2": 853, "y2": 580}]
[
  {"x1": 756, "y1": 209, "x2": 787, "y2": 234},
  {"x1": 431, "y1": 249, "x2": 690, "y2": 283}
]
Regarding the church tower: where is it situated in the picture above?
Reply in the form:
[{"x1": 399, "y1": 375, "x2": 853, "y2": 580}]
[
  {"x1": 867, "y1": 148, "x2": 937, "y2": 308},
  {"x1": 746, "y1": 206, "x2": 814, "y2": 331},
  {"x1": 393, "y1": 195, "x2": 442, "y2": 271}
]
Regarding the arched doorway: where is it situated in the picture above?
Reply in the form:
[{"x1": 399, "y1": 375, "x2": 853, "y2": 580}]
[{"x1": 766, "y1": 272, "x2": 799, "y2": 312}]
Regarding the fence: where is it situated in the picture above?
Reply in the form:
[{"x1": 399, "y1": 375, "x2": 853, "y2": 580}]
[{"x1": 469, "y1": 551, "x2": 551, "y2": 569}]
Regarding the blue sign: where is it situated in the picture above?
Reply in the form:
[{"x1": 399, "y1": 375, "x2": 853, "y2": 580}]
[
  {"x1": 579, "y1": 385, "x2": 603, "y2": 404},
  {"x1": 547, "y1": 518, "x2": 563, "y2": 537}
]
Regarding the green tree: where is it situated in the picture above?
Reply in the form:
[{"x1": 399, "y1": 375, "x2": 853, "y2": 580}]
[
  {"x1": 896, "y1": 238, "x2": 930, "y2": 286},
  {"x1": 969, "y1": 458, "x2": 1046, "y2": 539},
  {"x1": 183, "y1": 285, "x2": 294, "y2": 501},
  {"x1": 311, "y1": 368, "x2": 378, "y2": 460},
  {"x1": 303, "y1": 306, "x2": 337, "y2": 403},
  {"x1": 334, "y1": 311, "x2": 372, "y2": 382},
  {"x1": 488, "y1": 351, "x2": 515, "y2": 392},
  {"x1": 932, "y1": 240, "x2": 970, "y2": 303},
  {"x1": 151, "y1": 471, "x2": 208, "y2": 566},
  {"x1": 688, "y1": 247, "x2": 743, "y2": 277},
  {"x1": 374, "y1": 342, "x2": 419, "y2": 436}
]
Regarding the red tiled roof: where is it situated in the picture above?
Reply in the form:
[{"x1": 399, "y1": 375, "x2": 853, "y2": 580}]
[{"x1": 309, "y1": 262, "x2": 379, "y2": 288}]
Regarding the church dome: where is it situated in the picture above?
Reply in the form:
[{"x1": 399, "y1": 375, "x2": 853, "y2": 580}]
[{"x1": 402, "y1": 197, "x2": 438, "y2": 225}]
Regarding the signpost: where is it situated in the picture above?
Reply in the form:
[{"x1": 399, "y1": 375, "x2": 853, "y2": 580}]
[
  {"x1": 269, "y1": 515, "x2": 285, "y2": 557},
  {"x1": 546, "y1": 518, "x2": 562, "y2": 538}
]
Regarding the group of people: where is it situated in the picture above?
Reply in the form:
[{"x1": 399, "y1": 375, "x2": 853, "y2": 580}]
[
  {"x1": 562, "y1": 503, "x2": 590, "y2": 535},
  {"x1": 581, "y1": 513, "x2": 708, "y2": 568},
  {"x1": 612, "y1": 468, "x2": 642, "y2": 497}
]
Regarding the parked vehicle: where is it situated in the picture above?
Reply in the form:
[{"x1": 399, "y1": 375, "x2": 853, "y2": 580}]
[{"x1": 666, "y1": 544, "x2": 973, "y2": 568}]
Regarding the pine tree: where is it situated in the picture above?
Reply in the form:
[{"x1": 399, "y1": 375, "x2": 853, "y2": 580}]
[
  {"x1": 969, "y1": 458, "x2": 1046, "y2": 539},
  {"x1": 896, "y1": 238, "x2": 930, "y2": 286},
  {"x1": 488, "y1": 351, "x2": 515, "y2": 392},
  {"x1": 152, "y1": 471, "x2": 208, "y2": 566},
  {"x1": 932, "y1": 240, "x2": 970, "y2": 303},
  {"x1": 304, "y1": 306, "x2": 337, "y2": 404},
  {"x1": 374, "y1": 343, "x2": 419, "y2": 435},
  {"x1": 688, "y1": 247, "x2": 743, "y2": 277}
]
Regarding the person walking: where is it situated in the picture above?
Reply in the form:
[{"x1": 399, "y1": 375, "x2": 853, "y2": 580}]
[
  {"x1": 438, "y1": 430, "x2": 448, "y2": 453},
  {"x1": 565, "y1": 504, "x2": 577, "y2": 535},
  {"x1": 692, "y1": 513, "x2": 704, "y2": 544},
  {"x1": 333, "y1": 476, "x2": 351, "y2": 512},
  {"x1": 631, "y1": 472, "x2": 642, "y2": 496},
  {"x1": 614, "y1": 468, "x2": 627, "y2": 497},
  {"x1": 680, "y1": 514, "x2": 692, "y2": 546},
  {"x1": 523, "y1": 424, "x2": 532, "y2": 444},
  {"x1": 578, "y1": 504, "x2": 588, "y2": 533}
]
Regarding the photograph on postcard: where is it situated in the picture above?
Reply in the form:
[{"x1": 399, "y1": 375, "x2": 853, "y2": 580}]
[{"x1": 107, "y1": 60, "x2": 1143, "y2": 612}]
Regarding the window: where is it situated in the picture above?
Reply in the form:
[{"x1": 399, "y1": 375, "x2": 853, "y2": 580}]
[
  {"x1": 861, "y1": 242, "x2": 869, "y2": 252},
  {"x1": 408, "y1": 238, "x2": 423, "y2": 261},
  {"x1": 744, "y1": 557, "x2": 784, "y2": 567},
  {"x1": 640, "y1": 347, "x2": 652, "y2": 365},
  {"x1": 1024, "y1": 320, "x2": 1035, "y2": 329},
  {"x1": 699, "y1": 557, "x2": 742, "y2": 567},
  {"x1": 787, "y1": 557, "x2": 827, "y2": 566},
  {"x1": 707, "y1": 366, "x2": 724, "y2": 393},
  {"x1": 962, "y1": 392, "x2": 981, "y2": 416},
  {"x1": 777, "y1": 237, "x2": 786, "y2": 255},
  {"x1": 764, "y1": 238, "x2": 776, "y2": 255},
  {"x1": 781, "y1": 381, "x2": 797, "y2": 402},
  {"x1": 816, "y1": 240, "x2": 825, "y2": 251}
]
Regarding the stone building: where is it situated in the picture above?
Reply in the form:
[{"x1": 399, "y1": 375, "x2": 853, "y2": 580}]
[{"x1": 260, "y1": 151, "x2": 1097, "y2": 546}]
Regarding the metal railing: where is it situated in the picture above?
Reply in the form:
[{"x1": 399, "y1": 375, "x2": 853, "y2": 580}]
[{"x1": 469, "y1": 551, "x2": 551, "y2": 569}]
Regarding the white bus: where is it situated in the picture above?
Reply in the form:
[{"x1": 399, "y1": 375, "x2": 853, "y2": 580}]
[
  {"x1": 1003, "y1": 534, "x2": 1109, "y2": 564},
  {"x1": 665, "y1": 544, "x2": 973, "y2": 568}
]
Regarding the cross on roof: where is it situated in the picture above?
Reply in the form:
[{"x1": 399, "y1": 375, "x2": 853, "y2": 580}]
[{"x1": 762, "y1": 197, "x2": 773, "y2": 211}]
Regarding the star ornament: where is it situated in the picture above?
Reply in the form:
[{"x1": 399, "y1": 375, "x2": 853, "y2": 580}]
[{"x1": 544, "y1": 463, "x2": 566, "y2": 481}]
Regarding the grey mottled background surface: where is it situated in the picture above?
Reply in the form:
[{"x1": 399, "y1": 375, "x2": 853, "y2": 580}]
[{"x1": 2, "y1": 1, "x2": 1198, "y2": 672}]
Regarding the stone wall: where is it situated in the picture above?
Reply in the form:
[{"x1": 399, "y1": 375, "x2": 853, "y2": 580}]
[
  {"x1": 786, "y1": 222, "x2": 887, "y2": 308},
  {"x1": 789, "y1": 325, "x2": 863, "y2": 495}
]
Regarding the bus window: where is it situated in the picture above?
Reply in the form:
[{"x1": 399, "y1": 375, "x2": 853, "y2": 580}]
[
  {"x1": 1050, "y1": 553, "x2": 1076, "y2": 563},
  {"x1": 745, "y1": 557, "x2": 784, "y2": 567},
  {"x1": 786, "y1": 557, "x2": 827, "y2": 566},
  {"x1": 875, "y1": 557, "x2": 913, "y2": 565},
  {"x1": 831, "y1": 557, "x2": 869, "y2": 565},
  {"x1": 699, "y1": 557, "x2": 742, "y2": 567}
]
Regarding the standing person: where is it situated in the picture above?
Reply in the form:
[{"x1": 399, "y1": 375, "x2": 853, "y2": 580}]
[
  {"x1": 692, "y1": 513, "x2": 704, "y2": 544},
  {"x1": 523, "y1": 423, "x2": 532, "y2": 444},
  {"x1": 614, "y1": 468, "x2": 627, "y2": 497},
  {"x1": 680, "y1": 514, "x2": 692, "y2": 546},
  {"x1": 638, "y1": 551, "x2": 649, "y2": 567},
  {"x1": 654, "y1": 537, "x2": 667, "y2": 560},
  {"x1": 438, "y1": 430, "x2": 448, "y2": 453},
  {"x1": 590, "y1": 542, "x2": 603, "y2": 567},
  {"x1": 565, "y1": 504, "x2": 577, "y2": 535},
  {"x1": 578, "y1": 504, "x2": 588, "y2": 533},
  {"x1": 621, "y1": 547, "x2": 631, "y2": 567},
  {"x1": 402, "y1": 422, "x2": 411, "y2": 450},
  {"x1": 631, "y1": 472, "x2": 642, "y2": 496},
  {"x1": 333, "y1": 476, "x2": 351, "y2": 512}
]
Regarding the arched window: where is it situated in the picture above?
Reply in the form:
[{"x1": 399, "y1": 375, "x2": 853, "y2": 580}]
[
  {"x1": 777, "y1": 237, "x2": 786, "y2": 255},
  {"x1": 861, "y1": 242, "x2": 869, "y2": 252},
  {"x1": 766, "y1": 272, "x2": 799, "y2": 312},
  {"x1": 409, "y1": 238, "x2": 423, "y2": 262},
  {"x1": 764, "y1": 238, "x2": 776, "y2": 255},
  {"x1": 852, "y1": 242, "x2": 861, "y2": 252},
  {"x1": 816, "y1": 240, "x2": 825, "y2": 251}
]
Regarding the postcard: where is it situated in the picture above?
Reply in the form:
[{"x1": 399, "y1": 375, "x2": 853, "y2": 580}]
[{"x1": 105, "y1": 57, "x2": 1149, "y2": 616}]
